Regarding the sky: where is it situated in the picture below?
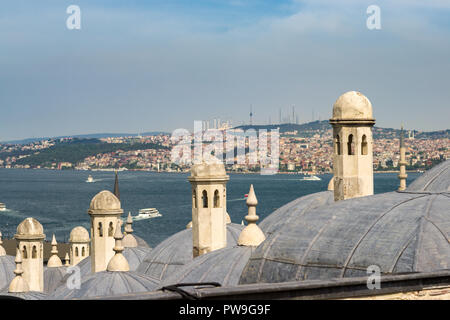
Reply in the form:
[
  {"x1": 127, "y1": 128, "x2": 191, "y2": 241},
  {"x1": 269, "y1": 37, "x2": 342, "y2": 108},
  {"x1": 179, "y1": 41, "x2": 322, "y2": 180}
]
[{"x1": 0, "y1": 0, "x2": 449, "y2": 141}]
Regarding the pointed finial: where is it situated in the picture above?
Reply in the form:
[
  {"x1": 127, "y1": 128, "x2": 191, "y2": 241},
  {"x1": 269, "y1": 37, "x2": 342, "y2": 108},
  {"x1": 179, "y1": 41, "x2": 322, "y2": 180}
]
[
  {"x1": 237, "y1": 185, "x2": 266, "y2": 246},
  {"x1": 47, "y1": 234, "x2": 63, "y2": 267},
  {"x1": 124, "y1": 212, "x2": 133, "y2": 234},
  {"x1": 107, "y1": 220, "x2": 130, "y2": 272},
  {"x1": 9, "y1": 248, "x2": 29, "y2": 293},
  {"x1": 123, "y1": 213, "x2": 138, "y2": 247},
  {"x1": 0, "y1": 231, "x2": 6, "y2": 256},
  {"x1": 64, "y1": 253, "x2": 70, "y2": 266}
]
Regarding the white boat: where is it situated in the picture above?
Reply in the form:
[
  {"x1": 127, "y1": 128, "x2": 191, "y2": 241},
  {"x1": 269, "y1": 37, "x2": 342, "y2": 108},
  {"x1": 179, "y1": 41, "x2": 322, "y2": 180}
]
[
  {"x1": 0, "y1": 203, "x2": 5, "y2": 211},
  {"x1": 133, "y1": 208, "x2": 162, "y2": 221},
  {"x1": 300, "y1": 175, "x2": 321, "y2": 181},
  {"x1": 86, "y1": 175, "x2": 94, "y2": 183}
]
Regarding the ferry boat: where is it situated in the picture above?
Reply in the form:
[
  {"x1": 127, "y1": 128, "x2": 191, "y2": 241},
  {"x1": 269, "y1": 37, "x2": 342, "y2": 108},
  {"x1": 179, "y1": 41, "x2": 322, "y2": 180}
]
[
  {"x1": 133, "y1": 208, "x2": 162, "y2": 221},
  {"x1": 300, "y1": 174, "x2": 321, "y2": 181},
  {"x1": 86, "y1": 175, "x2": 94, "y2": 183},
  {"x1": 0, "y1": 203, "x2": 5, "y2": 211}
]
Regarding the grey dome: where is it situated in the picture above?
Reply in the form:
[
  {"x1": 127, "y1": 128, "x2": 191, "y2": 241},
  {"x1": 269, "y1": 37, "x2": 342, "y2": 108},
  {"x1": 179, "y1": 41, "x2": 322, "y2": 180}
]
[
  {"x1": 134, "y1": 235, "x2": 151, "y2": 249},
  {"x1": 47, "y1": 271, "x2": 159, "y2": 299},
  {"x1": 123, "y1": 247, "x2": 152, "y2": 271},
  {"x1": 161, "y1": 246, "x2": 253, "y2": 288},
  {"x1": 260, "y1": 190, "x2": 334, "y2": 236},
  {"x1": 407, "y1": 159, "x2": 450, "y2": 192},
  {"x1": 240, "y1": 189, "x2": 450, "y2": 285},
  {"x1": 0, "y1": 255, "x2": 16, "y2": 290},
  {"x1": 44, "y1": 266, "x2": 67, "y2": 294},
  {"x1": 136, "y1": 223, "x2": 244, "y2": 281}
]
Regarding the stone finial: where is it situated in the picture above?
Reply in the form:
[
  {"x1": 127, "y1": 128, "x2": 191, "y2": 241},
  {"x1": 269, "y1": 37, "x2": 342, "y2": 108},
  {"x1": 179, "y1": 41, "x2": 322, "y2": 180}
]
[
  {"x1": 398, "y1": 125, "x2": 408, "y2": 191},
  {"x1": 47, "y1": 234, "x2": 63, "y2": 267},
  {"x1": 237, "y1": 185, "x2": 266, "y2": 246},
  {"x1": 9, "y1": 248, "x2": 29, "y2": 293},
  {"x1": 64, "y1": 253, "x2": 70, "y2": 266},
  {"x1": 0, "y1": 231, "x2": 6, "y2": 256},
  {"x1": 107, "y1": 221, "x2": 130, "y2": 272},
  {"x1": 122, "y1": 212, "x2": 138, "y2": 248}
]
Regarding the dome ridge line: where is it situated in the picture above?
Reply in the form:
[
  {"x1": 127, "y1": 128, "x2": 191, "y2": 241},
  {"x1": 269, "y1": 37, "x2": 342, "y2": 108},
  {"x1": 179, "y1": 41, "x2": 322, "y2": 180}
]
[{"x1": 340, "y1": 194, "x2": 428, "y2": 277}]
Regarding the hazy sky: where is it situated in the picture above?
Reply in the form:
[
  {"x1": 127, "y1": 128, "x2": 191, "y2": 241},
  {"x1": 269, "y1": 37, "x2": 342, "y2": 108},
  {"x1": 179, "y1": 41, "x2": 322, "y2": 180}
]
[{"x1": 1, "y1": 0, "x2": 449, "y2": 141}]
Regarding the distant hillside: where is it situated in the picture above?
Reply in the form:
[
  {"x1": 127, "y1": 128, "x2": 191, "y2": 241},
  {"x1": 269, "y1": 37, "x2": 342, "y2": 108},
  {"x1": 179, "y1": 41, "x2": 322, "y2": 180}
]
[
  {"x1": 2, "y1": 131, "x2": 169, "y2": 145},
  {"x1": 13, "y1": 138, "x2": 168, "y2": 168},
  {"x1": 235, "y1": 121, "x2": 449, "y2": 139}
]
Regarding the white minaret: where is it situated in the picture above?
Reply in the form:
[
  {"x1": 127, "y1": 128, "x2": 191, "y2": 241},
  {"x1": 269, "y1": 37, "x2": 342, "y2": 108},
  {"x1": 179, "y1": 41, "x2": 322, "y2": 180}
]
[
  {"x1": 329, "y1": 91, "x2": 375, "y2": 201},
  {"x1": 47, "y1": 234, "x2": 63, "y2": 268},
  {"x1": 14, "y1": 217, "x2": 45, "y2": 292},
  {"x1": 238, "y1": 185, "x2": 265, "y2": 246},
  {"x1": 188, "y1": 160, "x2": 230, "y2": 258},
  {"x1": 88, "y1": 190, "x2": 123, "y2": 272},
  {"x1": 69, "y1": 226, "x2": 90, "y2": 266},
  {"x1": 398, "y1": 126, "x2": 408, "y2": 191}
]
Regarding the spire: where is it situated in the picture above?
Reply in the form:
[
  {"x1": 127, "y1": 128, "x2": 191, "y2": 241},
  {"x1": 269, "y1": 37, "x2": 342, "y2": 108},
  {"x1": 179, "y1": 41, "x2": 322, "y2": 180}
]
[
  {"x1": 124, "y1": 212, "x2": 133, "y2": 235},
  {"x1": 64, "y1": 253, "x2": 70, "y2": 266},
  {"x1": 107, "y1": 221, "x2": 130, "y2": 272},
  {"x1": 47, "y1": 234, "x2": 63, "y2": 267},
  {"x1": 113, "y1": 170, "x2": 120, "y2": 201},
  {"x1": 237, "y1": 185, "x2": 266, "y2": 246},
  {"x1": 0, "y1": 231, "x2": 6, "y2": 256},
  {"x1": 123, "y1": 212, "x2": 138, "y2": 247},
  {"x1": 9, "y1": 248, "x2": 29, "y2": 293},
  {"x1": 398, "y1": 125, "x2": 408, "y2": 191}
]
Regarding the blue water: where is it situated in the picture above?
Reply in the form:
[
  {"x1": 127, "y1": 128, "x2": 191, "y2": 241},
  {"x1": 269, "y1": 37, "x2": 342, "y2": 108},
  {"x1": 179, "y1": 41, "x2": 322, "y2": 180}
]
[{"x1": 0, "y1": 169, "x2": 420, "y2": 247}]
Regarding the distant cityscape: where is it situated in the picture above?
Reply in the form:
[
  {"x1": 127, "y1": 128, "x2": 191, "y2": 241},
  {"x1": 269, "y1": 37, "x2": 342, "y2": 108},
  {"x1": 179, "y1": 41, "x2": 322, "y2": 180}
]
[{"x1": 0, "y1": 121, "x2": 448, "y2": 173}]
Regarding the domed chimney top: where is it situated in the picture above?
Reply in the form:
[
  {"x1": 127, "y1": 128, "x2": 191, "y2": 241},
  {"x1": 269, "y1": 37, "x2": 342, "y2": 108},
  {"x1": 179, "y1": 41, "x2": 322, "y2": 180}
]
[
  {"x1": 331, "y1": 91, "x2": 375, "y2": 123},
  {"x1": 14, "y1": 218, "x2": 45, "y2": 240},
  {"x1": 88, "y1": 190, "x2": 123, "y2": 216},
  {"x1": 69, "y1": 226, "x2": 90, "y2": 243},
  {"x1": 189, "y1": 158, "x2": 228, "y2": 182}
]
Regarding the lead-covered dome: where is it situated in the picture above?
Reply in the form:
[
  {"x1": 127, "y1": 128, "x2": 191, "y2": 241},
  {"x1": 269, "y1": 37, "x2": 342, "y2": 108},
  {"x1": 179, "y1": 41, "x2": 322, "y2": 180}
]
[
  {"x1": 15, "y1": 218, "x2": 45, "y2": 240},
  {"x1": 331, "y1": 91, "x2": 374, "y2": 121},
  {"x1": 69, "y1": 226, "x2": 90, "y2": 243},
  {"x1": 407, "y1": 159, "x2": 450, "y2": 192},
  {"x1": 136, "y1": 223, "x2": 244, "y2": 281},
  {"x1": 240, "y1": 187, "x2": 450, "y2": 284},
  {"x1": 47, "y1": 271, "x2": 159, "y2": 299}
]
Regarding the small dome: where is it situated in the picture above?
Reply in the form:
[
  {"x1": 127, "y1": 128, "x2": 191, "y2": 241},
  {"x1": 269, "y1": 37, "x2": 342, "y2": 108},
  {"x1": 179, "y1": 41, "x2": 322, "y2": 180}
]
[
  {"x1": 88, "y1": 190, "x2": 122, "y2": 215},
  {"x1": 15, "y1": 218, "x2": 45, "y2": 240},
  {"x1": 331, "y1": 91, "x2": 374, "y2": 121},
  {"x1": 190, "y1": 160, "x2": 227, "y2": 179},
  {"x1": 136, "y1": 223, "x2": 244, "y2": 281},
  {"x1": 161, "y1": 246, "x2": 253, "y2": 288},
  {"x1": 123, "y1": 247, "x2": 152, "y2": 271},
  {"x1": 69, "y1": 227, "x2": 90, "y2": 243},
  {"x1": 44, "y1": 266, "x2": 67, "y2": 294},
  {"x1": 47, "y1": 271, "x2": 159, "y2": 299}
]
